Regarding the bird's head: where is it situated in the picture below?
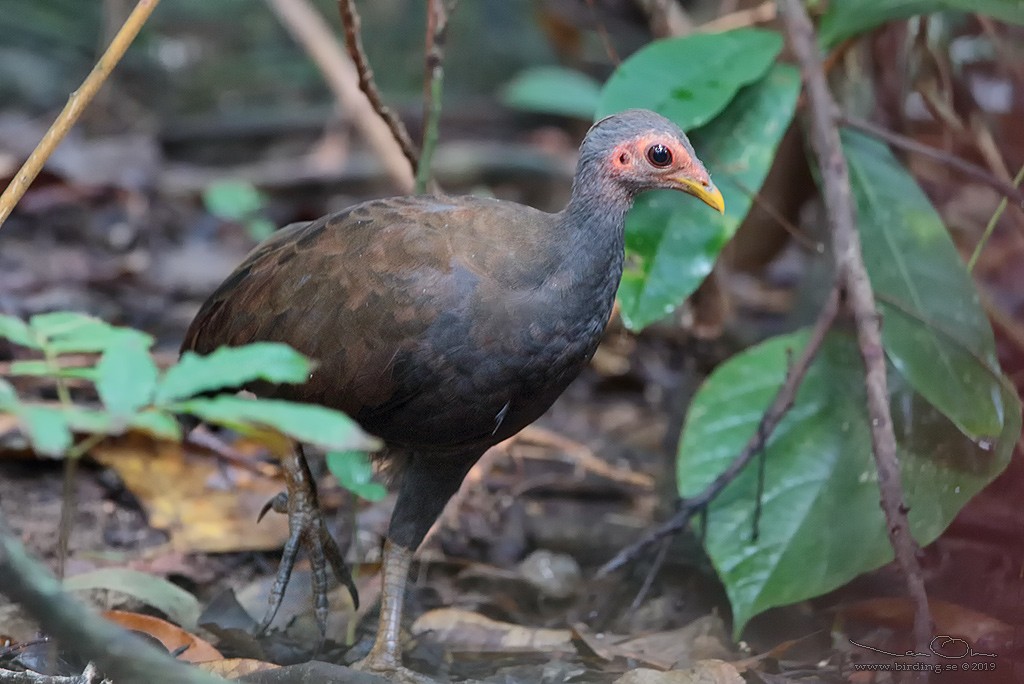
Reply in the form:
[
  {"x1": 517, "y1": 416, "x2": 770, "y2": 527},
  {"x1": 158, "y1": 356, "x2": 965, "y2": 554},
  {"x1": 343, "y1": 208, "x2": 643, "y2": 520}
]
[{"x1": 579, "y1": 109, "x2": 725, "y2": 214}]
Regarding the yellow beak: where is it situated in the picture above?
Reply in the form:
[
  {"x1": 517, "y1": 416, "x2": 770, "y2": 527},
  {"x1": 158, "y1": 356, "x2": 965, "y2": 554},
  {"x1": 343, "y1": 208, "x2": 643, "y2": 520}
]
[{"x1": 674, "y1": 177, "x2": 726, "y2": 214}]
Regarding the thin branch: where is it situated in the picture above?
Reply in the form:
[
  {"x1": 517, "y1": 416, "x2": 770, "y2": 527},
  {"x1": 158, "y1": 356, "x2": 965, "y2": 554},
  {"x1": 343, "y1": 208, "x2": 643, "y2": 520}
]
[
  {"x1": 780, "y1": 0, "x2": 933, "y2": 671},
  {"x1": 840, "y1": 114, "x2": 1024, "y2": 208},
  {"x1": 0, "y1": 0, "x2": 160, "y2": 228},
  {"x1": 0, "y1": 517, "x2": 224, "y2": 684},
  {"x1": 0, "y1": 663, "x2": 104, "y2": 684},
  {"x1": 968, "y1": 162, "x2": 1024, "y2": 272},
  {"x1": 264, "y1": 0, "x2": 414, "y2": 192},
  {"x1": 584, "y1": 0, "x2": 620, "y2": 64},
  {"x1": 337, "y1": 0, "x2": 420, "y2": 174},
  {"x1": 417, "y1": 0, "x2": 456, "y2": 194},
  {"x1": 598, "y1": 283, "x2": 842, "y2": 577},
  {"x1": 699, "y1": 0, "x2": 776, "y2": 34}
]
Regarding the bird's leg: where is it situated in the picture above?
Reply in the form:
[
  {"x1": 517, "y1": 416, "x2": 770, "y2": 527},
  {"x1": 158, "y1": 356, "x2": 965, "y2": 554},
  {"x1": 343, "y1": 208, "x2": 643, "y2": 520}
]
[
  {"x1": 257, "y1": 444, "x2": 359, "y2": 636},
  {"x1": 359, "y1": 539, "x2": 413, "y2": 670},
  {"x1": 355, "y1": 453, "x2": 479, "y2": 681}
]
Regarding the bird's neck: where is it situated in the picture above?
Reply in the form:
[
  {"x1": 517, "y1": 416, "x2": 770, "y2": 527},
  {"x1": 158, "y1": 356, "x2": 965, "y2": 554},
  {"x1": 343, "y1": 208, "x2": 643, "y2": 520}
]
[{"x1": 554, "y1": 179, "x2": 632, "y2": 309}]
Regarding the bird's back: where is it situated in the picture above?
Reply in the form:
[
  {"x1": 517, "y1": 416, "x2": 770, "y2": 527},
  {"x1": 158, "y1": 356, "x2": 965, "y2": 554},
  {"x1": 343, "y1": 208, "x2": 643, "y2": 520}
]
[{"x1": 182, "y1": 195, "x2": 609, "y2": 454}]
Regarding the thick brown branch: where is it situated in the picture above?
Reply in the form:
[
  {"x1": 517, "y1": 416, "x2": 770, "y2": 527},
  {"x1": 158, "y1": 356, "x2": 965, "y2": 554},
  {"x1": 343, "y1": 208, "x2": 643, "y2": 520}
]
[
  {"x1": 780, "y1": 0, "x2": 933, "y2": 671},
  {"x1": 337, "y1": 0, "x2": 420, "y2": 174},
  {"x1": 598, "y1": 283, "x2": 841, "y2": 577},
  {"x1": 841, "y1": 114, "x2": 1024, "y2": 208}
]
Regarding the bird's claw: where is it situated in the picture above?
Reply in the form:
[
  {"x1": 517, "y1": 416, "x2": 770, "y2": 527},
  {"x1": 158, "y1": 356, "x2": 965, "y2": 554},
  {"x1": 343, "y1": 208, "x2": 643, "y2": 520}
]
[{"x1": 255, "y1": 489, "x2": 360, "y2": 637}]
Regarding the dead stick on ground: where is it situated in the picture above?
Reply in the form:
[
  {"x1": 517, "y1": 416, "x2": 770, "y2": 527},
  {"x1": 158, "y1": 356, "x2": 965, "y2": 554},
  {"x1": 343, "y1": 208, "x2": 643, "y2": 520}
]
[
  {"x1": 417, "y1": 0, "x2": 457, "y2": 194},
  {"x1": 780, "y1": 0, "x2": 934, "y2": 671},
  {"x1": 598, "y1": 283, "x2": 842, "y2": 576},
  {"x1": 0, "y1": 0, "x2": 160, "y2": 228},
  {"x1": 337, "y1": 0, "x2": 420, "y2": 174},
  {"x1": 0, "y1": 517, "x2": 225, "y2": 684},
  {"x1": 265, "y1": 0, "x2": 414, "y2": 193}
]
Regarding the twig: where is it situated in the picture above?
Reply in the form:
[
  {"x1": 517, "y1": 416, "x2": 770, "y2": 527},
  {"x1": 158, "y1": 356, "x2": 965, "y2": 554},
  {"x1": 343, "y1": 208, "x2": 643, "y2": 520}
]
[
  {"x1": 0, "y1": 663, "x2": 104, "y2": 684},
  {"x1": 632, "y1": 0, "x2": 694, "y2": 38},
  {"x1": 0, "y1": 0, "x2": 159, "y2": 228},
  {"x1": 264, "y1": 0, "x2": 414, "y2": 193},
  {"x1": 780, "y1": 0, "x2": 934, "y2": 672},
  {"x1": 417, "y1": 0, "x2": 457, "y2": 194},
  {"x1": 968, "y1": 162, "x2": 1024, "y2": 272},
  {"x1": 840, "y1": 114, "x2": 1024, "y2": 208},
  {"x1": 0, "y1": 518, "x2": 224, "y2": 684},
  {"x1": 584, "y1": 0, "x2": 620, "y2": 64},
  {"x1": 699, "y1": 0, "x2": 776, "y2": 33},
  {"x1": 337, "y1": 0, "x2": 420, "y2": 174},
  {"x1": 598, "y1": 283, "x2": 842, "y2": 576}
]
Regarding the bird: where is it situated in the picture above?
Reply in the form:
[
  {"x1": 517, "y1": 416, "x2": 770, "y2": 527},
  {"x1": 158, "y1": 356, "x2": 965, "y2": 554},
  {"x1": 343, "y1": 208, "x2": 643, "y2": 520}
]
[{"x1": 181, "y1": 108, "x2": 723, "y2": 680}]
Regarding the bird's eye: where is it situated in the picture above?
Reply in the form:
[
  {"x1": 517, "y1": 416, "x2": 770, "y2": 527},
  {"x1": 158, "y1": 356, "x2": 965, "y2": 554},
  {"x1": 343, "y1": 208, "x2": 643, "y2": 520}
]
[{"x1": 646, "y1": 144, "x2": 673, "y2": 168}]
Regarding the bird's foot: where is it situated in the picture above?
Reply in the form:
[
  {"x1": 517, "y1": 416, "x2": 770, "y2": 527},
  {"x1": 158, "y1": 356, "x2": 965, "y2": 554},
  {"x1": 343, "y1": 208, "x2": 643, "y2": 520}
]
[
  {"x1": 255, "y1": 487, "x2": 359, "y2": 636},
  {"x1": 353, "y1": 653, "x2": 438, "y2": 684}
]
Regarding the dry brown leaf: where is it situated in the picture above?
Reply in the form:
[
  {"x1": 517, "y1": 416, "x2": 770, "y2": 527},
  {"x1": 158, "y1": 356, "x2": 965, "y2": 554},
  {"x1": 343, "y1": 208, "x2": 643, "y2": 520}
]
[
  {"x1": 103, "y1": 610, "x2": 222, "y2": 663},
  {"x1": 613, "y1": 660, "x2": 743, "y2": 684},
  {"x1": 411, "y1": 607, "x2": 573, "y2": 652},
  {"x1": 91, "y1": 435, "x2": 289, "y2": 553},
  {"x1": 198, "y1": 658, "x2": 280, "y2": 679},
  {"x1": 839, "y1": 597, "x2": 1014, "y2": 649}
]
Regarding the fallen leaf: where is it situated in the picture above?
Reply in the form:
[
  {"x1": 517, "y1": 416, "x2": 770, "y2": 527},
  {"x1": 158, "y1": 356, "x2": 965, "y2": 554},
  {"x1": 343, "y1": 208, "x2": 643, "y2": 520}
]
[
  {"x1": 198, "y1": 658, "x2": 279, "y2": 679},
  {"x1": 839, "y1": 597, "x2": 1014, "y2": 649},
  {"x1": 411, "y1": 608, "x2": 574, "y2": 652},
  {"x1": 65, "y1": 567, "x2": 201, "y2": 630},
  {"x1": 102, "y1": 610, "x2": 222, "y2": 663},
  {"x1": 613, "y1": 660, "x2": 743, "y2": 684},
  {"x1": 91, "y1": 435, "x2": 289, "y2": 553}
]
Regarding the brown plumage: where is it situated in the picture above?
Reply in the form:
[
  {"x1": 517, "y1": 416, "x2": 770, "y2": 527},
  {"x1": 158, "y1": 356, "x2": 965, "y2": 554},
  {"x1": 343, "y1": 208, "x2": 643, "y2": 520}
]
[{"x1": 182, "y1": 109, "x2": 723, "y2": 678}]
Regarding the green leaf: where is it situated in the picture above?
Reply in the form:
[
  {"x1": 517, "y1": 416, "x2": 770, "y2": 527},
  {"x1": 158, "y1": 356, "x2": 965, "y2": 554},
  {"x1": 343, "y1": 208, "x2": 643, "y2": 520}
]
[
  {"x1": 596, "y1": 28, "x2": 783, "y2": 128},
  {"x1": 8, "y1": 360, "x2": 98, "y2": 381},
  {"x1": 172, "y1": 396, "x2": 379, "y2": 453},
  {"x1": 844, "y1": 130, "x2": 1005, "y2": 440},
  {"x1": 0, "y1": 314, "x2": 39, "y2": 348},
  {"x1": 0, "y1": 379, "x2": 18, "y2": 409},
  {"x1": 65, "y1": 568, "x2": 201, "y2": 630},
  {"x1": 203, "y1": 179, "x2": 265, "y2": 221},
  {"x1": 501, "y1": 66, "x2": 602, "y2": 119},
  {"x1": 677, "y1": 330, "x2": 1018, "y2": 635},
  {"x1": 28, "y1": 312, "x2": 153, "y2": 354},
  {"x1": 820, "y1": 0, "x2": 1024, "y2": 47},
  {"x1": 95, "y1": 334, "x2": 159, "y2": 417},
  {"x1": 155, "y1": 343, "x2": 315, "y2": 404},
  {"x1": 326, "y1": 450, "x2": 387, "y2": 501},
  {"x1": 617, "y1": 65, "x2": 800, "y2": 330},
  {"x1": 18, "y1": 405, "x2": 72, "y2": 457},
  {"x1": 129, "y1": 409, "x2": 183, "y2": 441}
]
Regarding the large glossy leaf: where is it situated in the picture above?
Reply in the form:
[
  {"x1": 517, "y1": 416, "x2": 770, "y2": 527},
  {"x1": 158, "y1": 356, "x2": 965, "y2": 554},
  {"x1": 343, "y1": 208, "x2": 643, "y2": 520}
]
[
  {"x1": 677, "y1": 330, "x2": 1019, "y2": 635},
  {"x1": 96, "y1": 334, "x2": 159, "y2": 417},
  {"x1": 173, "y1": 396, "x2": 379, "y2": 453},
  {"x1": 820, "y1": 0, "x2": 1024, "y2": 47},
  {"x1": 156, "y1": 343, "x2": 314, "y2": 404},
  {"x1": 616, "y1": 65, "x2": 800, "y2": 330},
  {"x1": 501, "y1": 66, "x2": 601, "y2": 119},
  {"x1": 596, "y1": 28, "x2": 783, "y2": 129},
  {"x1": 844, "y1": 130, "x2": 1006, "y2": 441}
]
